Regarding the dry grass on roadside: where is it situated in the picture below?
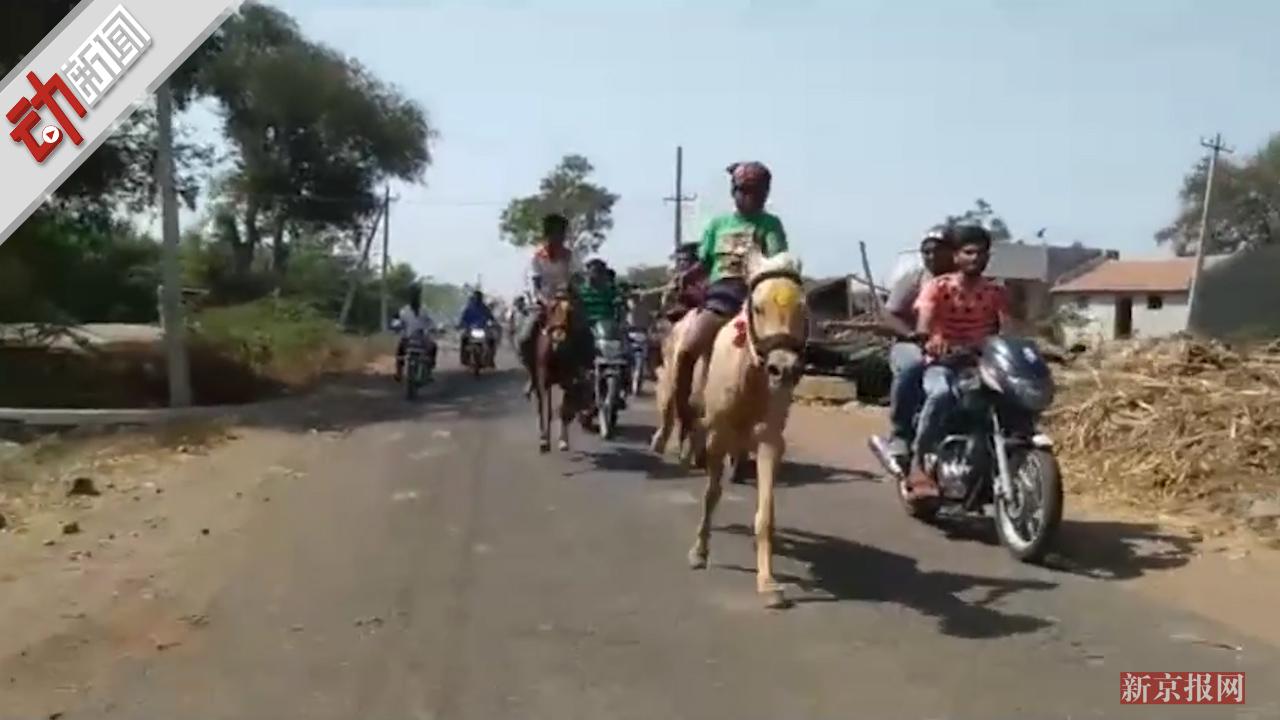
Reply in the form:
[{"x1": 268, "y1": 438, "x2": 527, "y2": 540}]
[
  {"x1": 1046, "y1": 337, "x2": 1280, "y2": 534},
  {"x1": 0, "y1": 419, "x2": 237, "y2": 529}
]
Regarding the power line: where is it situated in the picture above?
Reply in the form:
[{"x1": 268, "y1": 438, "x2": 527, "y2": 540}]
[{"x1": 204, "y1": 190, "x2": 703, "y2": 209}]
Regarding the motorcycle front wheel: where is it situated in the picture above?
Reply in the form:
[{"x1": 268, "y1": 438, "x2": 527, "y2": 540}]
[
  {"x1": 995, "y1": 448, "x2": 1063, "y2": 563},
  {"x1": 405, "y1": 361, "x2": 419, "y2": 401},
  {"x1": 598, "y1": 375, "x2": 619, "y2": 440}
]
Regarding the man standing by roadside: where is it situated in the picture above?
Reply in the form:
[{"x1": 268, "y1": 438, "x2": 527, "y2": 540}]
[{"x1": 869, "y1": 226, "x2": 956, "y2": 473}]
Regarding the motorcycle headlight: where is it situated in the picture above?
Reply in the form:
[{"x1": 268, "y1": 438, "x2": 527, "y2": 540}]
[{"x1": 469, "y1": 329, "x2": 487, "y2": 340}]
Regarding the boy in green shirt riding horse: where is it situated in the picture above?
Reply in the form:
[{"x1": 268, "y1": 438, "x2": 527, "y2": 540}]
[{"x1": 671, "y1": 161, "x2": 789, "y2": 440}]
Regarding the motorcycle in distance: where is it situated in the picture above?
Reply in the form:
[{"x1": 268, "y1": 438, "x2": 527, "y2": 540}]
[
  {"x1": 590, "y1": 318, "x2": 629, "y2": 440},
  {"x1": 460, "y1": 323, "x2": 494, "y2": 377},
  {"x1": 626, "y1": 326, "x2": 649, "y2": 397},
  {"x1": 390, "y1": 318, "x2": 436, "y2": 401},
  {"x1": 869, "y1": 335, "x2": 1064, "y2": 563}
]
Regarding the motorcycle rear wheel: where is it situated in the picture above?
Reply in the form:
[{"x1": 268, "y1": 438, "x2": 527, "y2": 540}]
[{"x1": 995, "y1": 448, "x2": 1063, "y2": 563}]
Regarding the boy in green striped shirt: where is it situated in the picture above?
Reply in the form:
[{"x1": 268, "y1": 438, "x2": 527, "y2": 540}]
[{"x1": 580, "y1": 258, "x2": 624, "y2": 325}]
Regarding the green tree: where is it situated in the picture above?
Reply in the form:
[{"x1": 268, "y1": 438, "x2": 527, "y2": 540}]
[
  {"x1": 945, "y1": 198, "x2": 1012, "y2": 243},
  {"x1": 499, "y1": 154, "x2": 619, "y2": 255},
  {"x1": 2, "y1": 2, "x2": 212, "y2": 228},
  {"x1": 1, "y1": 0, "x2": 214, "y2": 327},
  {"x1": 195, "y1": 2, "x2": 434, "y2": 278},
  {"x1": 1156, "y1": 134, "x2": 1280, "y2": 256},
  {"x1": 0, "y1": 216, "x2": 161, "y2": 323}
]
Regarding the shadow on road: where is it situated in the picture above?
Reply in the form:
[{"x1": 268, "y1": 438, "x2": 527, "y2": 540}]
[
  {"x1": 572, "y1": 420, "x2": 689, "y2": 480},
  {"x1": 933, "y1": 514, "x2": 1200, "y2": 582},
  {"x1": 1044, "y1": 519, "x2": 1200, "y2": 581},
  {"x1": 726, "y1": 456, "x2": 879, "y2": 487},
  {"x1": 233, "y1": 366, "x2": 524, "y2": 435},
  {"x1": 720, "y1": 524, "x2": 1057, "y2": 640},
  {"x1": 578, "y1": 445, "x2": 689, "y2": 480},
  {"x1": 612, "y1": 422, "x2": 657, "y2": 446}
]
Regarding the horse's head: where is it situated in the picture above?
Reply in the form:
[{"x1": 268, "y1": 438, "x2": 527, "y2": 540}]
[
  {"x1": 543, "y1": 291, "x2": 574, "y2": 348},
  {"x1": 744, "y1": 250, "x2": 807, "y2": 390}
]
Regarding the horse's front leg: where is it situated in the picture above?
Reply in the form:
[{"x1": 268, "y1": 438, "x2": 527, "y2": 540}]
[
  {"x1": 755, "y1": 431, "x2": 788, "y2": 609},
  {"x1": 536, "y1": 389, "x2": 551, "y2": 452},
  {"x1": 689, "y1": 426, "x2": 728, "y2": 569},
  {"x1": 557, "y1": 381, "x2": 574, "y2": 452},
  {"x1": 535, "y1": 364, "x2": 551, "y2": 453}
]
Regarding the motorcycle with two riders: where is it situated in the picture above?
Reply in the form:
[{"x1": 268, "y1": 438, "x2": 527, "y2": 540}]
[
  {"x1": 459, "y1": 321, "x2": 498, "y2": 377},
  {"x1": 870, "y1": 334, "x2": 1064, "y2": 563},
  {"x1": 390, "y1": 319, "x2": 437, "y2": 401}
]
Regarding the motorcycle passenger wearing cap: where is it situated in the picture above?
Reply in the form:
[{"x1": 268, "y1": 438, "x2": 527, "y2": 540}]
[
  {"x1": 869, "y1": 226, "x2": 957, "y2": 472},
  {"x1": 671, "y1": 161, "x2": 788, "y2": 438}
]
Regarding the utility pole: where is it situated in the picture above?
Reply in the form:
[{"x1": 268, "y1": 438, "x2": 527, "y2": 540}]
[
  {"x1": 664, "y1": 146, "x2": 696, "y2": 254},
  {"x1": 378, "y1": 184, "x2": 391, "y2": 330},
  {"x1": 1186, "y1": 132, "x2": 1233, "y2": 332},
  {"x1": 155, "y1": 81, "x2": 191, "y2": 407},
  {"x1": 339, "y1": 204, "x2": 386, "y2": 328}
]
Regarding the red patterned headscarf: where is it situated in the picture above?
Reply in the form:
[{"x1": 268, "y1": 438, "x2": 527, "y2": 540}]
[{"x1": 727, "y1": 161, "x2": 772, "y2": 188}]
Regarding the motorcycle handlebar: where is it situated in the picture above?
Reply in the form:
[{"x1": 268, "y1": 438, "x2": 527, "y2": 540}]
[{"x1": 901, "y1": 333, "x2": 982, "y2": 364}]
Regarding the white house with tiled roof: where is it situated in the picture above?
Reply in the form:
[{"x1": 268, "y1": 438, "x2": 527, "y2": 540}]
[{"x1": 1050, "y1": 256, "x2": 1230, "y2": 345}]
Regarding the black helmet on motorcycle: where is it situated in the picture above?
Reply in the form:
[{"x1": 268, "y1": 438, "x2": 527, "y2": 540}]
[
  {"x1": 922, "y1": 225, "x2": 956, "y2": 249},
  {"x1": 981, "y1": 336, "x2": 1055, "y2": 413}
]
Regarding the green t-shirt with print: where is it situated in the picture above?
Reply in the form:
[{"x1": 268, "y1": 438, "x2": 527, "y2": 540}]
[{"x1": 696, "y1": 211, "x2": 788, "y2": 283}]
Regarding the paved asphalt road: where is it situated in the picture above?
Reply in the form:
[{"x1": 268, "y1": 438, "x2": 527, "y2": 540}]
[{"x1": 20, "y1": 362, "x2": 1280, "y2": 719}]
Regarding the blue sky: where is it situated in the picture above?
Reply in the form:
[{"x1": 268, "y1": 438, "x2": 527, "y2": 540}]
[{"x1": 186, "y1": 0, "x2": 1280, "y2": 294}]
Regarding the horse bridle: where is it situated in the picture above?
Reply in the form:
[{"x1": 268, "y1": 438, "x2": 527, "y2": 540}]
[{"x1": 744, "y1": 268, "x2": 808, "y2": 365}]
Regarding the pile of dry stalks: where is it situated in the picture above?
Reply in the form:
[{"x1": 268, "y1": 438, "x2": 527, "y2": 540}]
[{"x1": 1047, "y1": 337, "x2": 1280, "y2": 504}]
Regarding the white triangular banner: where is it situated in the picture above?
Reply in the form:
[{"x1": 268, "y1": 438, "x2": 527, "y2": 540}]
[{"x1": 0, "y1": 0, "x2": 243, "y2": 242}]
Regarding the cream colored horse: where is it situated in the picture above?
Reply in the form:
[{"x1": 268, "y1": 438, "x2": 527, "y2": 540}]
[{"x1": 687, "y1": 250, "x2": 807, "y2": 609}]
